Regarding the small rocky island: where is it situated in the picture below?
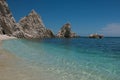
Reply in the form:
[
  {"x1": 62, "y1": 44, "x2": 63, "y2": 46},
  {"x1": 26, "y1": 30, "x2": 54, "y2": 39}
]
[
  {"x1": 89, "y1": 33, "x2": 104, "y2": 39},
  {"x1": 0, "y1": 0, "x2": 78, "y2": 39}
]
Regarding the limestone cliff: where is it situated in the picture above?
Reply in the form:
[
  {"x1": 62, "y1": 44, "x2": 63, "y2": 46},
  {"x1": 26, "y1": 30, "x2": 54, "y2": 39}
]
[
  {"x1": 57, "y1": 23, "x2": 78, "y2": 38},
  {"x1": 0, "y1": 0, "x2": 54, "y2": 39},
  {"x1": 0, "y1": 0, "x2": 19, "y2": 35}
]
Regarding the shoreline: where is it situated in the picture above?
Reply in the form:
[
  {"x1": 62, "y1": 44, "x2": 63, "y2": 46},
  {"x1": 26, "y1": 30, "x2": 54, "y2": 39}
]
[
  {"x1": 0, "y1": 34, "x2": 16, "y2": 45},
  {"x1": 0, "y1": 36, "x2": 52, "y2": 80},
  {"x1": 0, "y1": 35, "x2": 17, "y2": 67},
  {"x1": 0, "y1": 35, "x2": 42, "y2": 80},
  {"x1": 0, "y1": 35, "x2": 16, "y2": 41}
]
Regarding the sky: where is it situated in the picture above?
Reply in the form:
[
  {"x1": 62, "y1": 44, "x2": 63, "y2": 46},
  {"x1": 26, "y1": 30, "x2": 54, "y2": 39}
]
[{"x1": 7, "y1": 0, "x2": 120, "y2": 37}]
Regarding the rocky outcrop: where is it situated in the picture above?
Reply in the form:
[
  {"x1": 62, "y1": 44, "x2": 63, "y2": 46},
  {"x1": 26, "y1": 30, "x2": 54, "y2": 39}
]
[
  {"x1": 0, "y1": 0, "x2": 54, "y2": 39},
  {"x1": 0, "y1": 0, "x2": 18, "y2": 35},
  {"x1": 57, "y1": 23, "x2": 78, "y2": 38},
  {"x1": 0, "y1": 0, "x2": 78, "y2": 39},
  {"x1": 89, "y1": 33, "x2": 104, "y2": 39},
  {"x1": 17, "y1": 10, "x2": 55, "y2": 38}
]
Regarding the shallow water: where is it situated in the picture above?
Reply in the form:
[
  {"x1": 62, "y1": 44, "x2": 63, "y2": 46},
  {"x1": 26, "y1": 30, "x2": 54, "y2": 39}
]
[{"x1": 2, "y1": 38, "x2": 120, "y2": 80}]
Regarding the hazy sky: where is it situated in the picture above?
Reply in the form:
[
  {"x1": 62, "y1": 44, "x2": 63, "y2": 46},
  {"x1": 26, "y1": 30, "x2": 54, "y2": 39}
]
[{"x1": 7, "y1": 0, "x2": 120, "y2": 36}]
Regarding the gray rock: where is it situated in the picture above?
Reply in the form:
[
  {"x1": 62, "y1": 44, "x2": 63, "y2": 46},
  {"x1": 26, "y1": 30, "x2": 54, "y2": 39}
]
[
  {"x1": 0, "y1": 0, "x2": 18, "y2": 35},
  {"x1": 0, "y1": 27, "x2": 3, "y2": 34},
  {"x1": 57, "y1": 23, "x2": 78, "y2": 38},
  {"x1": 18, "y1": 10, "x2": 55, "y2": 38},
  {"x1": 89, "y1": 33, "x2": 104, "y2": 39},
  {"x1": 0, "y1": 0, "x2": 55, "y2": 39},
  {"x1": 45, "y1": 29, "x2": 55, "y2": 38}
]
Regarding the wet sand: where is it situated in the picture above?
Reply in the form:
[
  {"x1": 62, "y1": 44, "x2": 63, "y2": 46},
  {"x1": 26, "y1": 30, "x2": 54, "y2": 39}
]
[
  {"x1": 0, "y1": 37, "x2": 58, "y2": 80},
  {"x1": 0, "y1": 36, "x2": 40, "y2": 80}
]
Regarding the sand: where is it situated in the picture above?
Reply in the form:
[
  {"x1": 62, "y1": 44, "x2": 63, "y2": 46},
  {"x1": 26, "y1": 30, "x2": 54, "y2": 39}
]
[{"x1": 0, "y1": 35, "x2": 58, "y2": 80}]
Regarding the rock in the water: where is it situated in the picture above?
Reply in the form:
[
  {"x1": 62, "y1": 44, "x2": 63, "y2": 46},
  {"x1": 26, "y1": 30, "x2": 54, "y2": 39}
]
[
  {"x1": 18, "y1": 10, "x2": 55, "y2": 38},
  {"x1": 89, "y1": 33, "x2": 104, "y2": 39},
  {"x1": 57, "y1": 23, "x2": 78, "y2": 38},
  {"x1": 0, "y1": 0, "x2": 18, "y2": 35}
]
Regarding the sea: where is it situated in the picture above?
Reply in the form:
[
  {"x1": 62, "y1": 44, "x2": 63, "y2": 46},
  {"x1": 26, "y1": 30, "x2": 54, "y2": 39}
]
[{"x1": 1, "y1": 37, "x2": 120, "y2": 80}]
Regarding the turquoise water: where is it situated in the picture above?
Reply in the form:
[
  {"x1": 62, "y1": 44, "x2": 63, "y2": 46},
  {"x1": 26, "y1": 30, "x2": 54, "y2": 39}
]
[{"x1": 2, "y1": 38, "x2": 120, "y2": 80}]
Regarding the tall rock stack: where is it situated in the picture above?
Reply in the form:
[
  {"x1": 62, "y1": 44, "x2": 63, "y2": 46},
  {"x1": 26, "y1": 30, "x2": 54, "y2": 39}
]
[
  {"x1": 18, "y1": 10, "x2": 54, "y2": 38},
  {"x1": 57, "y1": 23, "x2": 77, "y2": 38},
  {"x1": 0, "y1": 0, "x2": 18, "y2": 35}
]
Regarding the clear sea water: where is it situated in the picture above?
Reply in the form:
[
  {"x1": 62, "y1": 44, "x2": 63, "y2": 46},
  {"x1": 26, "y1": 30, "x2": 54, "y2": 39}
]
[{"x1": 2, "y1": 38, "x2": 120, "y2": 80}]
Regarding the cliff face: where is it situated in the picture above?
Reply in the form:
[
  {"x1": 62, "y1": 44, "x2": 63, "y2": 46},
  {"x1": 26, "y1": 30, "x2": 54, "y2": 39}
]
[
  {"x1": 57, "y1": 23, "x2": 77, "y2": 38},
  {"x1": 0, "y1": 0, "x2": 18, "y2": 35},
  {"x1": 0, "y1": 0, "x2": 54, "y2": 39}
]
